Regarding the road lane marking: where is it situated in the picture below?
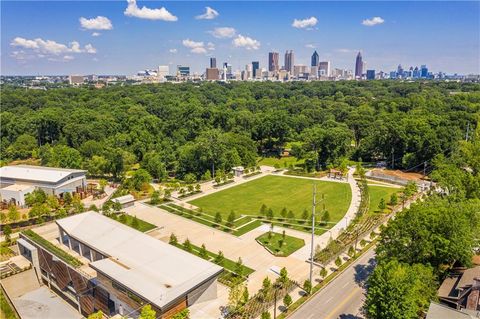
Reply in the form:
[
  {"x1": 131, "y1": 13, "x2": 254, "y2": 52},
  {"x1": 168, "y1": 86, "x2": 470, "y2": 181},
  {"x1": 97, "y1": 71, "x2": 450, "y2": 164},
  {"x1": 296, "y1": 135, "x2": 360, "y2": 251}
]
[
  {"x1": 342, "y1": 282, "x2": 350, "y2": 288},
  {"x1": 325, "y1": 297, "x2": 333, "y2": 304},
  {"x1": 324, "y1": 286, "x2": 361, "y2": 319}
]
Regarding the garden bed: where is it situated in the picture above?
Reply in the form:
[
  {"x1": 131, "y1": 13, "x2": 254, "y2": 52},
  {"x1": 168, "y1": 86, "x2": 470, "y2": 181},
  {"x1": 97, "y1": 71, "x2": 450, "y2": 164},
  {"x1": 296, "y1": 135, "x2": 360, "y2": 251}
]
[{"x1": 256, "y1": 232, "x2": 305, "y2": 257}]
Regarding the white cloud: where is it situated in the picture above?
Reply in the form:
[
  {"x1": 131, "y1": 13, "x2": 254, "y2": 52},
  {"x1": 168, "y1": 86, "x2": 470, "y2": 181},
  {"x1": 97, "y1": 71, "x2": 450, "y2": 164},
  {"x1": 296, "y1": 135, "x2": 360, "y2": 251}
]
[
  {"x1": 10, "y1": 37, "x2": 97, "y2": 61},
  {"x1": 169, "y1": 48, "x2": 177, "y2": 53},
  {"x1": 79, "y1": 16, "x2": 113, "y2": 30},
  {"x1": 209, "y1": 27, "x2": 236, "y2": 39},
  {"x1": 182, "y1": 39, "x2": 211, "y2": 54},
  {"x1": 92, "y1": 32, "x2": 101, "y2": 37},
  {"x1": 191, "y1": 47, "x2": 207, "y2": 54},
  {"x1": 305, "y1": 43, "x2": 316, "y2": 49},
  {"x1": 362, "y1": 16, "x2": 384, "y2": 26},
  {"x1": 124, "y1": 0, "x2": 177, "y2": 21},
  {"x1": 232, "y1": 34, "x2": 260, "y2": 50},
  {"x1": 196, "y1": 6, "x2": 219, "y2": 20},
  {"x1": 292, "y1": 16, "x2": 318, "y2": 29}
]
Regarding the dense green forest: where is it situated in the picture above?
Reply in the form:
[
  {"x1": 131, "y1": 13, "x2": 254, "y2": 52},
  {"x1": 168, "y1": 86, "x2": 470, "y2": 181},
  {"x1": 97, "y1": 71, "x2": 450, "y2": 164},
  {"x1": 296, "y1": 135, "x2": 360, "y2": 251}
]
[{"x1": 1, "y1": 81, "x2": 479, "y2": 179}]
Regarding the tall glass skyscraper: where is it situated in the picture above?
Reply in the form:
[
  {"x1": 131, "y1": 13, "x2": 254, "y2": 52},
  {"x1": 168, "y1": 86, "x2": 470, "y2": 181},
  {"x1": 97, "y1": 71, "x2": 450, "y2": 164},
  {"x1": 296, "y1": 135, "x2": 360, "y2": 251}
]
[
  {"x1": 355, "y1": 52, "x2": 363, "y2": 78},
  {"x1": 252, "y1": 61, "x2": 259, "y2": 78},
  {"x1": 268, "y1": 52, "x2": 279, "y2": 72},
  {"x1": 284, "y1": 50, "x2": 294, "y2": 74},
  {"x1": 311, "y1": 51, "x2": 319, "y2": 67},
  {"x1": 210, "y1": 57, "x2": 217, "y2": 69}
]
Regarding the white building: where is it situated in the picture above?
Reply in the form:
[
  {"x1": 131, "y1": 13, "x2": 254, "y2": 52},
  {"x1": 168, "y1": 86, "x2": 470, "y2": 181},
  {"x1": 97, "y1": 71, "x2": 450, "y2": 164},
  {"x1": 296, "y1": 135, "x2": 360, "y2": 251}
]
[
  {"x1": 319, "y1": 61, "x2": 331, "y2": 77},
  {"x1": 157, "y1": 65, "x2": 169, "y2": 79},
  {"x1": 0, "y1": 165, "x2": 87, "y2": 206}
]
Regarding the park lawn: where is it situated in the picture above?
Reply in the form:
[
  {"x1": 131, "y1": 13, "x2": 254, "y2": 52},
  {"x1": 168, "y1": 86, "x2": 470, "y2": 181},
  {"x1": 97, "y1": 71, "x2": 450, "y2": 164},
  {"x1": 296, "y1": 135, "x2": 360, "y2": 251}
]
[
  {"x1": 189, "y1": 175, "x2": 351, "y2": 223},
  {"x1": 256, "y1": 232, "x2": 305, "y2": 257},
  {"x1": 368, "y1": 185, "x2": 401, "y2": 214},
  {"x1": 258, "y1": 156, "x2": 304, "y2": 168}
]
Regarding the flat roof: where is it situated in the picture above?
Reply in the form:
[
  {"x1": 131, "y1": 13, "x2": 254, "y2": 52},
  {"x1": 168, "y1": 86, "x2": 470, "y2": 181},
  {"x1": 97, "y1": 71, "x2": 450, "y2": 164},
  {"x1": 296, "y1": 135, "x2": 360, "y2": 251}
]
[
  {"x1": 112, "y1": 194, "x2": 135, "y2": 204},
  {"x1": 0, "y1": 165, "x2": 86, "y2": 184},
  {"x1": 56, "y1": 212, "x2": 222, "y2": 309},
  {"x1": 426, "y1": 302, "x2": 475, "y2": 319},
  {"x1": 0, "y1": 184, "x2": 35, "y2": 192}
]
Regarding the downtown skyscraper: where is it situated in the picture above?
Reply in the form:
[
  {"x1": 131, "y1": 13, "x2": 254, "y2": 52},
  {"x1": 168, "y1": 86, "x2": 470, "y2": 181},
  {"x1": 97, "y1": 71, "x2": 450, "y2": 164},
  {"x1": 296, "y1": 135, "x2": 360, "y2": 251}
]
[
  {"x1": 355, "y1": 52, "x2": 363, "y2": 78},
  {"x1": 284, "y1": 50, "x2": 294, "y2": 74},
  {"x1": 268, "y1": 52, "x2": 279, "y2": 72},
  {"x1": 311, "y1": 51, "x2": 319, "y2": 67}
]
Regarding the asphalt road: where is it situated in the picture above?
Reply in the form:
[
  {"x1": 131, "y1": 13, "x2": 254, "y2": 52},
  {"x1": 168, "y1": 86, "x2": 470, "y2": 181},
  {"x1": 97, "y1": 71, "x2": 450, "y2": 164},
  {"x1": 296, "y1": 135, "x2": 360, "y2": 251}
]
[{"x1": 288, "y1": 247, "x2": 376, "y2": 319}]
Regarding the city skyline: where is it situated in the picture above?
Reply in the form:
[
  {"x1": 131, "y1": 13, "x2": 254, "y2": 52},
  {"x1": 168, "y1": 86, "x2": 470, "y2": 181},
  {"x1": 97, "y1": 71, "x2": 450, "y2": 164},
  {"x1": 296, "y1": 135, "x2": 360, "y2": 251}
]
[{"x1": 1, "y1": 1, "x2": 479, "y2": 75}]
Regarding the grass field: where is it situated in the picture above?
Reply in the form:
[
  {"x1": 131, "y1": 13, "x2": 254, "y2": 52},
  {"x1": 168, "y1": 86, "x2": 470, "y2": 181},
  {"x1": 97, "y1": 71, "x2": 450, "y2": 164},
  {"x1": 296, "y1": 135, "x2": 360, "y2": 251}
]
[
  {"x1": 368, "y1": 185, "x2": 401, "y2": 214},
  {"x1": 189, "y1": 175, "x2": 351, "y2": 223},
  {"x1": 256, "y1": 232, "x2": 305, "y2": 257},
  {"x1": 258, "y1": 156, "x2": 304, "y2": 168}
]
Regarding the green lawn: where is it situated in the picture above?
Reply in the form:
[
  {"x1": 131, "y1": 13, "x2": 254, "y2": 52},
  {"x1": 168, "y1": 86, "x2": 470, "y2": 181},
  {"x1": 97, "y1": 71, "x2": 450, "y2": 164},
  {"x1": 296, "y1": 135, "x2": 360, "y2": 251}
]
[
  {"x1": 368, "y1": 185, "x2": 401, "y2": 214},
  {"x1": 256, "y1": 232, "x2": 305, "y2": 257},
  {"x1": 258, "y1": 156, "x2": 304, "y2": 168},
  {"x1": 111, "y1": 214, "x2": 156, "y2": 232},
  {"x1": 189, "y1": 175, "x2": 351, "y2": 223}
]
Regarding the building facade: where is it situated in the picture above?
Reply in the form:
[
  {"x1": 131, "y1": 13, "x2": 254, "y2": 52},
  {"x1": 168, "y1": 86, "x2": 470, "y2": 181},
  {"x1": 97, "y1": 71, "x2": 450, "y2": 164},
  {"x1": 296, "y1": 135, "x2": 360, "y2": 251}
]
[
  {"x1": 268, "y1": 52, "x2": 279, "y2": 73},
  {"x1": 284, "y1": 50, "x2": 294, "y2": 74},
  {"x1": 355, "y1": 52, "x2": 363, "y2": 79}
]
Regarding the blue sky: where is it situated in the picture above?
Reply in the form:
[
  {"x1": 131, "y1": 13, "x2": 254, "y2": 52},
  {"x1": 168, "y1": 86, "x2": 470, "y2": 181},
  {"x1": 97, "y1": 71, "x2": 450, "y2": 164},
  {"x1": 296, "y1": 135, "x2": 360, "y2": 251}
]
[{"x1": 1, "y1": 1, "x2": 479, "y2": 75}]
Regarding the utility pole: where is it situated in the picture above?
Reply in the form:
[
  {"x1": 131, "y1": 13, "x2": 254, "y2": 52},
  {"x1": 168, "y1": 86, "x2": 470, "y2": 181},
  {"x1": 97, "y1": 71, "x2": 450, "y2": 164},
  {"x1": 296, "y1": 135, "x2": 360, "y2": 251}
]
[
  {"x1": 309, "y1": 184, "x2": 317, "y2": 285},
  {"x1": 391, "y1": 147, "x2": 395, "y2": 169}
]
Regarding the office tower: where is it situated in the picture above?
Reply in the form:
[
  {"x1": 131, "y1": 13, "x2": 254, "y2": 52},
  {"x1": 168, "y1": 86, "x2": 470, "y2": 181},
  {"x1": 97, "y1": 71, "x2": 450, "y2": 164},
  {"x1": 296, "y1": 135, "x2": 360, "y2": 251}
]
[
  {"x1": 366, "y1": 70, "x2": 375, "y2": 80},
  {"x1": 310, "y1": 66, "x2": 319, "y2": 79},
  {"x1": 268, "y1": 52, "x2": 279, "y2": 72},
  {"x1": 177, "y1": 65, "x2": 190, "y2": 77},
  {"x1": 252, "y1": 61, "x2": 260, "y2": 78},
  {"x1": 420, "y1": 65, "x2": 428, "y2": 78},
  {"x1": 157, "y1": 65, "x2": 169, "y2": 79},
  {"x1": 245, "y1": 64, "x2": 252, "y2": 79},
  {"x1": 413, "y1": 66, "x2": 420, "y2": 78},
  {"x1": 311, "y1": 50, "x2": 319, "y2": 67},
  {"x1": 355, "y1": 52, "x2": 363, "y2": 78},
  {"x1": 397, "y1": 64, "x2": 404, "y2": 78},
  {"x1": 284, "y1": 50, "x2": 294, "y2": 74},
  {"x1": 206, "y1": 68, "x2": 219, "y2": 80},
  {"x1": 318, "y1": 61, "x2": 331, "y2": 77},
  {"x1": 210, "y1": 57, "x2": 217, "y2": 69}
]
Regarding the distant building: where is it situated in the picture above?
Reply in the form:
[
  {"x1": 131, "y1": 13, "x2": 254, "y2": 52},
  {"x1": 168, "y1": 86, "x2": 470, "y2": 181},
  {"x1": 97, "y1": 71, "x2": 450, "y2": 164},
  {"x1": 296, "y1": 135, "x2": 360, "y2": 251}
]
[
  {"x1": 157, "y1": 65, "x2": 169, "y2": 79},
  {"x1": 206, "y1": 68, "x2": 219, "y2": 80},
  {"x1": 293, "y1": 65, "x2": 308, "y2": 78},
  {"x1": 397, "y1": 64, "x2": 404, "y2": 78},
  {"x1": 421, "y1": 65, "x2": 429, "y2": 78},
  {"x1": 284, "y1": 50, "x2": 294, "y2": 74},
  {"x1": 210, "y1": 57, "x2": 217, "y2": 69},
  {"x1": 268, "y1": 52, "x2": 279, "y2": 72},
  {"x1": 0, "y1": 165, "x2": 87, "y2": 206},
  {"x1": 177, "y1": 65, "x2": 190, "y2": 77},
  {"x1": 69, "y1": 75, "x2": 84, "y2": 85},
  {"x1": 311, "y1": 50, "x2": 319, "y2": 67},
  {"x1": 366, "y1": 69, "x2": 376, "y2": 80},
  {"x1": 318, "y1": 61, "x2": 331, "y2": 77},
  {"x1": 413, "y1": 66, "x2": 420, "y2": 78},
  {"x1": 355, "y1": 52, "x2": 363, "y2": 79},
  {"x1": 252, "y1": 61, "x2": 260, "y2": 78}
]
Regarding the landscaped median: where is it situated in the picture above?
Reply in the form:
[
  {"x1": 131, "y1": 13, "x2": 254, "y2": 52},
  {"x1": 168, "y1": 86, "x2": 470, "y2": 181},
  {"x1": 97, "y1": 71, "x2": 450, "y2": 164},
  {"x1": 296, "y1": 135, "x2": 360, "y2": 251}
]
[
  {"x1": 105, "y1": 212, "x2": 156, "y2": 232},
  {"x1": 256, "y1": 231, "x2": 305, "y2": 257},
  {"x1": 168, "y1": 235, "x2": 254, "y2": 287}
]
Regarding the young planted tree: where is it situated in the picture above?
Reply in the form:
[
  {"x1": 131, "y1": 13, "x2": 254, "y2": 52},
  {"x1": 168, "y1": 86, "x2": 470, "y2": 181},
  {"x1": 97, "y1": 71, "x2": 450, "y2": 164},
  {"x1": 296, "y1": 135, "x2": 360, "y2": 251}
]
[
  {"x1": 169, "y1": 233, "x2": 178, "y2": 245},
  {"x1": 214, "y1": 251, "x2": 225, "y2": 267},
  {"x1": 335, "y1": 256, "x2": 343, "y2": 268},
  {"x1": 183, "y1": 239, "x2": 192, "y2": 252},
  {"x1": 195, "y1": 183, "x2": 201, "y2": 192},
  {"x1": 234, "y1": 257, "x2": 244, "y2": 277},
  {"x1": 321, "y1": 210, "x2": 330, "y2": 225},
  {"x1": 215, "y1": 212, "x2": 223, "y2": 224},
  {"x1": 303, "y1": 279, "x2": 312, "y2": 294},
  {"x1": 3, "y1": 225, "x2": 12, "y2": 243},
  {"x1": 301, "y1": 208, "x2": 309, "y2": 222},
  {"x1": 260, "y1": 204, "x2": 267, "y2": 216},
  {"x1": 150, "y1": 190, "x2": 161, "y2": 205},
  {"x1": 280, "y1": 207, "x2": 287, "y2": 219},
  {"x1": 389, "y1": 193, "x2": 398, "y2": 206},
  {"x1": 7, "y1": 206, "x2": 20, "y2": 222},
  {"x1": 267, "y1": 208, "x2": 274, "y2": 220},
  {"x1": 348, "y1": 246, "x2": 356, "y2": 257},
  {"x1": 319, "y1": 267, "x2": 328, "y2": 280},
  {"x1": 287, "y1": 210, "x2": 295, "y2": 219},
  {"x1": 283, "y1": 293, "x2": 292, "y2": 310},
  {"x1": 227, "y1": 210, "x2": 236, "y2": 227},
  {"x1": 199, "y1": 244, "x2": 209, "y2": 259},
  {"x1": 261, "y1": 311, "x2": 271, "y2": 319},
  {"x1": 378, "y1": 198, "x2": 387, "y2": 211}
]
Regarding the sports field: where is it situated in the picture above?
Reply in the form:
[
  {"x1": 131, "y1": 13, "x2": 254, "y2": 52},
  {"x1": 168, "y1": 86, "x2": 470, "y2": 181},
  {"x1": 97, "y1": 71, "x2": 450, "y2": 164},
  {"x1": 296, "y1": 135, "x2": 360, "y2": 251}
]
[{"x1": 189, "y1": 175, "x2": 351, "y2": 223}]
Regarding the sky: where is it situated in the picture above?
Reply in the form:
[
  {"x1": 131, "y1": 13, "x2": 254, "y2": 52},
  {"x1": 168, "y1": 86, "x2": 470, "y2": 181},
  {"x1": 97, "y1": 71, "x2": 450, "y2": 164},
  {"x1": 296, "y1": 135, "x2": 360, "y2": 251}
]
[{"x1": 1, "y1": 1, "x2": 479, "y2": 75}]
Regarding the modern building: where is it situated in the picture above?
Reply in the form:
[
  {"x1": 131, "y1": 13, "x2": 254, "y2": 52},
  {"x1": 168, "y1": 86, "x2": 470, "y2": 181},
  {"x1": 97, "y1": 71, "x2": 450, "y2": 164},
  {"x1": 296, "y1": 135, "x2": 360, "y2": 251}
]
[
  {"x1": 252, "y1": 61, "x2": 260, "y2": 78},
  {"x1": 210, "y1": 58, "x2": 217, "y2": 69},
  {"x1": 426, "y1": 302, "x2": 477, "y2": 319},
  {"x1": 18, "y1": 211, "x2": 223, "y2": 318},
  {"x1": 284, "y1": 50, "x2": 294, "y2": 74},
  {"x1": 69, "y1": 75, "x2": 84, "y2": 85},
  {"x1": 0, "y1": 165, "x2": 87, "y2": 206},
  {"x1": 206, "y1": 68, "x2": 219, "y2": 80},
  {"x1": 366, "y1": 69, "x2": 376, "y2": 80},
  {"x1": 176, "y1": 65, "x2": 190, "y2": 77},
  {"x1": 318, "y1": 61, "x2": 331, "y2": 77},
  {"x1": 355, "y1": 52, "x2": 363, "y2": 79},
  {"x1": 268, "y1": 52, "x2": 279, "y2": 73},
  {"x1": 311, "y1": 51, "x2": 319, "y2": 67},
  {"x1": 157, "y1": 66, "x2": 169, "y2": 79},
  {"x1": 421, "y1": 65, "x2": 429, "y2": 78}
]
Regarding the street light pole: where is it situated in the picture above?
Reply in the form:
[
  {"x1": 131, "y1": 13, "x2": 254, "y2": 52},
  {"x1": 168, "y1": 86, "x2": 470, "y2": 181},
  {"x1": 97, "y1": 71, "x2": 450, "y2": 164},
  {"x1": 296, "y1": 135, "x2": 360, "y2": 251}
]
[{"x1": 309, "y1": 184, "x2": 317, "y2": 285}]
